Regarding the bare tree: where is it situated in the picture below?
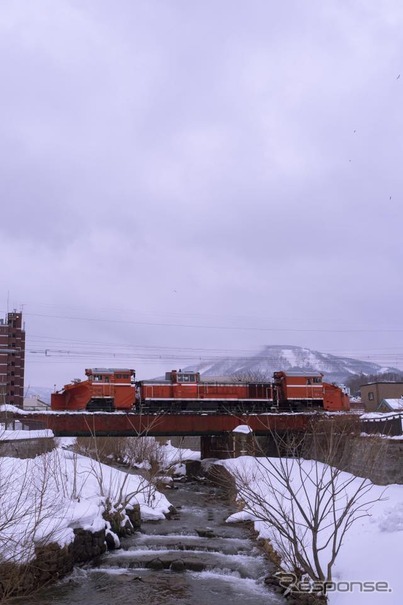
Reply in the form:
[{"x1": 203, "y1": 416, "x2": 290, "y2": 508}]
[
  {"x1": 219, "y1": 418, "x2": 386, "y2": 594},
  {"x1": 230, "y1": 369, "x2": 272, "y2": 382},
  {"x1": 0, "y1": 449, "x2": 69, "y2": 602},
  {"x1": 71, "y1": 432, "x2": 170, "y2": 534}
]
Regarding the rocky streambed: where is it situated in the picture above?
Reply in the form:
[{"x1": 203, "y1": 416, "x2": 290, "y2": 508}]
[{"x1": 14, "y1": 464, "x2": 285, "y2": 605}]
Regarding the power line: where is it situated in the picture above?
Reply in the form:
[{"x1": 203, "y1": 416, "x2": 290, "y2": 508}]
[
  {"x1": 24, "y1": 312, "x2": 403, "y2": 334},
  {"x1": 25, "y1": 347, "x2": 403, "y2": 366}
]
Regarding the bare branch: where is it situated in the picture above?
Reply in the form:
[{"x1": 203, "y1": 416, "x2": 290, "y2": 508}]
[{"x1": 223, "y1": 418, "x2": 386, "y2": 588}]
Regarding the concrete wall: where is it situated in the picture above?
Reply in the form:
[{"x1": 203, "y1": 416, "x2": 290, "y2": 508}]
[
  {"x1": 0, "y1": 437, "x2": 55, "y2": 458},
  {"x1": 344, "y1": 436, "x2": 403, "y2": 485},
  {"x1": 307, "y1": 433, "x2": 403, "y2": 485}
]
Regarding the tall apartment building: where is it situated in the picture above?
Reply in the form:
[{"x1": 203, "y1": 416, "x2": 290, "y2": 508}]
[{"x1": 0, "y1": 311, "x2": 25, "y2": 407}]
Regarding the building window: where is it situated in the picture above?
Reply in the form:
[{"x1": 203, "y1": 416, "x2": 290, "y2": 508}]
[{"x1": 368, "y1": 392, "x2": 374, "y2": 401}]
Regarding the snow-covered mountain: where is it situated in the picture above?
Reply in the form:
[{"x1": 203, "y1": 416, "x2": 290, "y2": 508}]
[
  {"x1": 182, "y1": 345, "x2": 401, "y2": 385},
  {"x1": 28, "y1": 346, "x2": 402, "y2": 399}
]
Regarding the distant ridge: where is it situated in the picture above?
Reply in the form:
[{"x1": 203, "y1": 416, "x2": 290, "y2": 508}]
[
  {"x1": 183, "y1": 345, "x2": 401, "y2": 385},
  {"x1": 31, "y1": 346, "x2": 402, "y2": 402}
]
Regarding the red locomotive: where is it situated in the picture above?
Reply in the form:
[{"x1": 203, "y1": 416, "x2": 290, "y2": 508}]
[
  {"x1": 272, "y1": 371, "x2": 350, "y2": 412},
  {"x1": 51, "y1": 368, "x2": 136, "y2": 412},
  {"x1": 51, "y1": 367, "x2": 350, "y2": 413}
]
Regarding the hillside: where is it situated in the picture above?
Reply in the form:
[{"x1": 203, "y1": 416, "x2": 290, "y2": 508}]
[{"x1": 183, "y1": 345, "x2": 401, "y2": 385}]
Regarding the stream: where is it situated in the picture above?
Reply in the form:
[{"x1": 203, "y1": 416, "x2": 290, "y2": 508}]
[{"x1": 16, "y1": 475, "x2": 285, "y2": 605}]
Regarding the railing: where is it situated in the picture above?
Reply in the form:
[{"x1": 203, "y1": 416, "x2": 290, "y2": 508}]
[{"x1": 360, "y1": 412, "x2": 403, "y2": 437}]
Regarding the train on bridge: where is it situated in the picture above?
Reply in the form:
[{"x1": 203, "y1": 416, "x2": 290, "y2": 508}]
[{"x1": 50, "y1": 367, "x2": 350, "y2": 413}]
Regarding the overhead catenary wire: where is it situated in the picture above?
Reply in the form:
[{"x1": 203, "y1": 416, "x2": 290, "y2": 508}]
[
  {"x1": 24, "y1": 341, "x2": 403, "y2": 365},
  {"x1": 10, "y1": 307, "x2": 403, "y2": 372},
  {"x1": 22, "y1": 311, "x2": 403, "y2": 334}
]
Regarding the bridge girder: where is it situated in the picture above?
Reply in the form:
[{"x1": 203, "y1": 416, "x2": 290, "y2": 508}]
[{"x1": 15, "y1": 411, "x2": 319, "y2": 437}]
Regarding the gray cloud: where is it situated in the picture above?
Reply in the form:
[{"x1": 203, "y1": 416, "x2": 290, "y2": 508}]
[{"x1": 1, "y1": 0, "x2": 403, "y2": 386}]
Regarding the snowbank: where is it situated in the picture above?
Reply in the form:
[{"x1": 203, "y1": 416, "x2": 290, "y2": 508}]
[
  {"x1": 160, "y1": 440, "x2": 201, "y2": 466},
  {"x1": 0, "y1": 448, "x2": 172, "y2": 563},
  {"x1": 220, "y1": 456, "x2": 402, "y2": 605}
]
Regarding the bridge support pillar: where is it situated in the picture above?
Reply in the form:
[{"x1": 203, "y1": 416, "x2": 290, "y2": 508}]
[{"x1": 200, "y1": 434, "x2": 234, "y2": 459}]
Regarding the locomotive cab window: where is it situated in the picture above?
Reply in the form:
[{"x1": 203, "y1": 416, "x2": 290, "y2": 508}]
[
  {"x1": 312, "y1": 377, "x2": 322, "y2": 384},
  {"x1": 178, "y1": 373, "x2": 196, "y2": 383}
]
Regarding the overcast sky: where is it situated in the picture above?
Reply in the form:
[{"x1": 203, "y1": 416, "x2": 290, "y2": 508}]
[{"x1": 1, "y1": 0, "x2": 403, "y2": 389}]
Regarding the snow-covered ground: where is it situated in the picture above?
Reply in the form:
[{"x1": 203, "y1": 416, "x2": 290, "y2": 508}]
[
  {"x1": 1, "y1": 423, "x2": 400, "y2": 604},
  {"x1": 220, "y1": 455, "x2": 402, "y2": 604},
  {"x1": 0, "y1": 439, "x2": 184, "y2": 564},
  {"x1": 159, "y1": 439, "x2": 200, "y2": 471},
  {"x1": 0, "y1": 435, "x2": 202, "y2": 566}
]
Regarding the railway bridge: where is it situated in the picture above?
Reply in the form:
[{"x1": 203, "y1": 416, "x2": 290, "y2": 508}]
[{"x1": 6, "y1": 409, "x2": 358, "y2": 459}]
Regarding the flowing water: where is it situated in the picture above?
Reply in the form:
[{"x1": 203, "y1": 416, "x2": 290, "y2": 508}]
[{"x1": 18, "y1": 478, "x2": 285, "y2": 605}]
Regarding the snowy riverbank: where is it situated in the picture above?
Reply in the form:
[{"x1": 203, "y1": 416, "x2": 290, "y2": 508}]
[
  {"x1": 220, "y1": 456, "x2": 403, "y2": 605},
  {"x1": 0, "y1": 446, "x2": 174, "y2": 566}
]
